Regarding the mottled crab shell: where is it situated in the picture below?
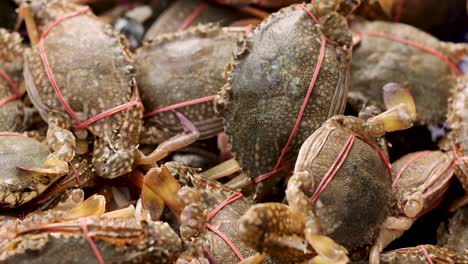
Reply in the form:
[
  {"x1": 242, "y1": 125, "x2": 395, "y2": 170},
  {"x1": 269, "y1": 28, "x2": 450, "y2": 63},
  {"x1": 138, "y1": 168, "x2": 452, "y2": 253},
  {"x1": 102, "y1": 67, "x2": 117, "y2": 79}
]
[
  {"x1": 184, "y1": 172, "x2": 289, "y2": 264},
  {"x1": 217, "y1": 0, "x2": 303, "y2": 8},
  {"x1": 0, "y1": 217, "x2": 183, "y2": 264},
  {"x1": 144, "y1": 0, "x2": 247, "y2": 39},
  {"x1": 216, "y1": 4, "x2": 349, "y2": 190},
  {"x1": 350, "y1": 21, "x2": 462, "y2": 125},
  {"x1": 355, "y1": 0, "x2": 468, "y2": 40},
  {"x1": 447, "y1": 75, "x2": 468, "y2": 191},
  {"x1": 0, "y1": 29, "x2": 26, "y2": 132},
  {"x1": 23, "y1": 1, "x2": 142, "y2": 153},
  {"x1": 135, "y1": 25, "x2": 241, "y2": 142},
  {"x1": 380, "y1": 245, "x2": 468, "y2": 264},
  {"x1": 437, "y1": 205, "x2": 468, "y2": 255},
  {"x1": 290, "y1": 123, "x2": 391, "y2": 258},
  {"x1": 0, "y1": 136, "x2": 63, "y2": 208}
]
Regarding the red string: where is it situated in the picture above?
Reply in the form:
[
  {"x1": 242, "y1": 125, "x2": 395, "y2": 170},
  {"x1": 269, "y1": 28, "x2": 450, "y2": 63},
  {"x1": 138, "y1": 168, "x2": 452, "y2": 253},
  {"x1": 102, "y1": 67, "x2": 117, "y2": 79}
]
[
  {"x1": 355, "y1": 31, "x2": 462, "y2": 76},
  {"x1": 177, "y1": 2, "x2": 209, "y2": 32},
  {"x1": 144, "y1": 95, "x2": 215, "y2": 118},
  {"x1": 310, "y1": 134, "x2": 355, "y2": 202},
  {"x1": 391, "y1": 151, "x2": 431, "y2": 191},
  {"x1": 37, "y1": 8, "x2": 143, "y2": 129},
  {"x1": 69, "y1": 162, "x2": 81, "y2": 186},
  {"x1": 356, "y1": 135, "x2": 392, "y2": 176},
  {"x1": 80, "y1": 219, "x2": 105, "y2": 264},
  {"x1": 205, "y1": 192, "x2": 244, "y2": 260},
  {"x1": 0, "y1": 132, "x2": 23, "y2": 136},
  {"x1": 0, "y1": 68, "x2": 21, "y2": 107},
  {"x1": 393, "y1": 0, "x2": 404, "y2": 22},
  {"x1": 255, "y1": 4, "x2": 326, "y2": 183},
  {"x1": 418, "y1": 245, "x2": 434, "y2": 264}
]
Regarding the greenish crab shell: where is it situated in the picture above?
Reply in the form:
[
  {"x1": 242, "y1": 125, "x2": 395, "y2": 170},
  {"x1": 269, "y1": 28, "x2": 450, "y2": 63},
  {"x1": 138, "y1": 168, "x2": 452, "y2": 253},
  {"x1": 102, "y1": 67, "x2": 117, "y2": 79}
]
[
  {"x1": 289, "y1": 124, "x2": 392, "y2": 259},
  {"x1": 216, "y1": 4, "x2": 350, "y2": 195},
  {"x1": 0, "y1": 136, "x2": 63, "y2": 208},
  {"x1": 350, "y1": 20, "x2": 461, "y2": 126},
  {"x1": 144, "y1": 0, "x2": 248, "y2": 38},
  {"x1": 135, "y1": 25, "x2": 241, "y2": 143}
]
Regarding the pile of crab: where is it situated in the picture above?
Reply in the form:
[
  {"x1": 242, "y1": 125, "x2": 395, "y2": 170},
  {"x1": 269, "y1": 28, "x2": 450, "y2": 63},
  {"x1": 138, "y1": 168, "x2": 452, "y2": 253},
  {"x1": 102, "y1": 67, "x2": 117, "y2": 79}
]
[{"x1": 0, "y1": 0, "x2": 467, "y2": 263}]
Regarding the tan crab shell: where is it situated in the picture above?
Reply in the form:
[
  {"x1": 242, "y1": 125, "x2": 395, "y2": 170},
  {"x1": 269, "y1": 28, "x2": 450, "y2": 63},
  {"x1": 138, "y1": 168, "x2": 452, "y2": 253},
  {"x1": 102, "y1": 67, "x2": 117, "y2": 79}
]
[
  {"x1": 145, "y1": 0, "x2": 247, "y2": 39},
  {"x1": 350, "y1": 21, "x2": 465, "y2": 125},
  {"x1": 0, "y1": 217, "x2": 183, "y2": 264},
  {"x1": 288, "y1": 122, "x2": 391, "y2": 259},
  {"x1": 216, "y1": 4, "x2": 350, "y2": 196},
  {"x1": 23, "y1": 1, "x2": 142, "y2": 177},
  {"x1": 135, "y1": 25, "x2": 241, "y2": 143},
  {"x1": 0, "y1": 29, "x2": 26, "y2": 132},
  {"x1": 217, "y1": 0, "x2": 303, "y2": 8},
  {"x1": 380, "y1": 245, "x2": 468, "y2": 264},
  {"x1": 0, "y1": 136, "x2": 63, "y2": 208},
  {"x1": 447, "y1": 75, "x2": 468, "y2": 191}
]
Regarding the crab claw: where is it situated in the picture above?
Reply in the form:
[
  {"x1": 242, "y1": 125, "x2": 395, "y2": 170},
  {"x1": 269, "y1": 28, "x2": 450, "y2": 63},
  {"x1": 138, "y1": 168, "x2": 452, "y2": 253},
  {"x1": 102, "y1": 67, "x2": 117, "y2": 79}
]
[
  {"x1": 305, "y1": 233, "x2": 349, "y2": 264},
  {"x1": 143, "y1": 166, "x2": 184, "y2": 221},
  {"x1": 365, "y1": 83, "x2": 416, "y2": 136},
  {"x1": 61, "y1": 194, "x2": 106, "y2": 221}
]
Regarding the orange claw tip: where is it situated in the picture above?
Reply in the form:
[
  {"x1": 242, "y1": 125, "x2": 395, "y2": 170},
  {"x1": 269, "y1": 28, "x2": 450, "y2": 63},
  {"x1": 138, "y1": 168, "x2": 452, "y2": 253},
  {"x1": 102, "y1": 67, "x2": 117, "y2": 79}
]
[{"x1": 62, "y1": 194, "x2": 106, "y2": 221}]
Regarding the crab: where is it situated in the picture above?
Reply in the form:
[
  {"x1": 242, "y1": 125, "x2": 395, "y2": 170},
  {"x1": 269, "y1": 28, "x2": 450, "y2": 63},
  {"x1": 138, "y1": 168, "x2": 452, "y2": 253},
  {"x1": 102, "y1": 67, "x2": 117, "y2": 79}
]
[
  {"x1": 239, "y1": 84, "x2": 457, "y2": 263},
  {"x1": 0, "y1": 213, "x2": 182, "y2": 263},
  {"x1": 446, "y1": 75, "x2": 468, "y2": 193},
  {"x1": 1, "y1": 191, "x2": 183, "y2": 263},
  {"x1": 19, "y1": 0, "x2": 207, "y2": 178},
  {"x1": 0, "y1": 28, "x2": 32, "y2": 132},
  {"x1": 216, "y1": 0, "x2": 303, "y2": 8},
  {"x1": 379, "y1": 245, "x2": 468, "y2": 264},
  {"x1": 19, "y1": 0, "x2": 144, "y2": 179},
  {"x1": 349, "y1": 20, "x2": 468, "y2": 126},
  {"x1": 144, "y1": 0, "x2": 251, "y2": 38},
  {"x1": 214, "y1": 0, "x2": 360, "y2": 198},
  {"x1": 135, "y1": 24, "x2": 243, "y2": 146},
  {"x1": 0, "y1": 131, "x2": 100, "y2": 210},
  {"x1": 137, "y1": 162, "x2": 287, "y2": 263},
  {"x1": 355, "y1": 0, "x2": 468, "y2": 39},
  {"x1": 0, "y1": 133, "x2": 69, "y2": 208},
  {"x1": 437, "y1": 205, "x2": 468, "y2": 255}
]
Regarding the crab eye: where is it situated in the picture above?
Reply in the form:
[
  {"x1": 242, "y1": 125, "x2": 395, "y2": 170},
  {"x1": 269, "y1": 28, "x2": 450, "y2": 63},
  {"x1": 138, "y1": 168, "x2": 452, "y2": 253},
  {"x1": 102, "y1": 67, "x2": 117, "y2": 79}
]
[{"x1": 403, "y1": 199, "x2": 422, "y2": 218}]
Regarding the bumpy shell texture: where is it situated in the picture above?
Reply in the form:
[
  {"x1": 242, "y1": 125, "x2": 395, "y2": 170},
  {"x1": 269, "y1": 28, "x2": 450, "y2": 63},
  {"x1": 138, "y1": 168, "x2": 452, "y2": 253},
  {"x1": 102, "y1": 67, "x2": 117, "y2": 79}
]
[
  {"x1": 350, "y1": 21, "x2": 459, "y2": 125},
  {"x1": 136, "y1": 25, "x2": 241, "y2": 141},
  {"x1": 0, "y1": 29, "x2": 25, "y2": 132},
  {"x1": 293, "y1": 126, "x2": 391, "y2": 257},
  {"x1": 216, "y1": 4, "x2": 349, "y2": 185},
  {"x1": 23, "y1": 2, "x2": 139, "y2": 140},
  {"x1": 0, "y1": 217, "x2": 183, "y2": 263},
  {"x1": 0, "y1": 136, "x2": 60, "y2": 208},
  {"x1": 447, "y1": 75, "x2": 468, "y2": 191},
  {"x1": 144, "y1": 0, "x2": 247, "y2": 38}
]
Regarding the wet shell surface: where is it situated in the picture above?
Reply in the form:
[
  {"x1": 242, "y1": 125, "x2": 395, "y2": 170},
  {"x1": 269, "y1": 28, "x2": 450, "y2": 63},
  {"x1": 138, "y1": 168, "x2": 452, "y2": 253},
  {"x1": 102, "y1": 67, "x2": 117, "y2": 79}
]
[
  {"x1": 216, "y1": 4, "x2": 349, "y2": 186},
  {"x1": 136, "y1": 25, "x2": 241, "y2": 141},
  {"x1": 350, "y1": 21, "x2": 462, "y2": 125}
]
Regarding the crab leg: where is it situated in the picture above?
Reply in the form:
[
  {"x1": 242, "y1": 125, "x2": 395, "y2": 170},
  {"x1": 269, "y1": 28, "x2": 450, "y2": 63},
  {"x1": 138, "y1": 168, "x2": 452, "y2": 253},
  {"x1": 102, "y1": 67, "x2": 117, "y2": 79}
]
[
  {"x1": 135, "y1": 112, "x2": 200, "y2": 165},
  {"x1": 202, "y1": 158, "x2": 242, "y2": 180},
  {"x1": 45, "y1": 115, "x2": 77, "y2": 163},
  {"x1": 17, "y1": 3, "x2": 40, "y2": 45},
  {"x1": 329, "y1": 83, "x2": 416, "y2": 137}
]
